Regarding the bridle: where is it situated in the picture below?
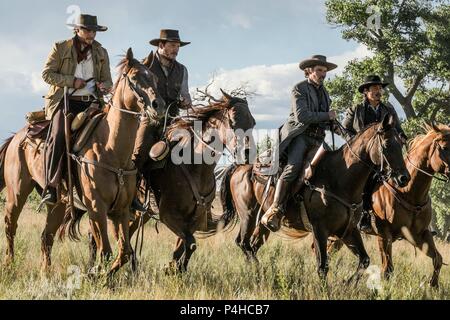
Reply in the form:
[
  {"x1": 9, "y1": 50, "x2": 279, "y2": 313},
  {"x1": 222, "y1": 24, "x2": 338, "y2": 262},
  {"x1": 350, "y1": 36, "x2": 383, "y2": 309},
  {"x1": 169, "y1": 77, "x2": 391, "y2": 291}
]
[
  {"x1": 189, "y1": 105, "x2": 238, "y2": 161},
  {"x1": 107, "y1": 68, "x2": 157, "y2": 121},
  {"x1": 335, "y1": 120, "x2": 400, "y2": 181},
  {"x1": 406, "y1": 138, "x2": 450, "y2": 183}
]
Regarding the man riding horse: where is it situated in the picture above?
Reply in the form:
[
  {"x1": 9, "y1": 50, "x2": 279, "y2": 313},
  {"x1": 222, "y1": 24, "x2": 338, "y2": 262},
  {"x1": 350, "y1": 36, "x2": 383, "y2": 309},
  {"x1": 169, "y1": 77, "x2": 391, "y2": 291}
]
[
  {"x1": 131, "y1": 29, "x2": 192, "y2": 210},
  {"x1": 261, "y1": 55, "x2": 338, "y2": 232},
  {"x1": 41, "y1": 14, "x2": 113, "y2": 205},
  {"x1": 342, "y1": 75, "x2": 408, "y2": 233}
]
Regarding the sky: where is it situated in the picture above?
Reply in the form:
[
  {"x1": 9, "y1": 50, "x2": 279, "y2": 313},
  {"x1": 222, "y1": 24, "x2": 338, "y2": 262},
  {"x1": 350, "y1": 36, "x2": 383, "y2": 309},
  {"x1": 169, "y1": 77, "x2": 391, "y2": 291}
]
[{"x1": 0, "y1": 0, "x2": 379, "y2": 143}]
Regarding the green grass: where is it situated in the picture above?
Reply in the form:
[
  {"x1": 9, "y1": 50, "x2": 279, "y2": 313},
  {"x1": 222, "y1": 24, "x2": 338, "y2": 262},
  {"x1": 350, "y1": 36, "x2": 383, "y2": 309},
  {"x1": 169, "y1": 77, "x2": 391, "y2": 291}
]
[{"x1": 0, "y1": 197, "x2": 449, "y2": 300}]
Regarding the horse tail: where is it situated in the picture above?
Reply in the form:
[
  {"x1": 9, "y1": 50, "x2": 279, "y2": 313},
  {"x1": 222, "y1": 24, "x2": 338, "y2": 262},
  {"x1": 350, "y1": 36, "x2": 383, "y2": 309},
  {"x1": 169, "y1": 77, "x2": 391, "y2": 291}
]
[
  {"x1": 58, "y1": 207, "x2": 86, "y2": 242},
  {"x1": 196, "y1": 164, "x2": 239, "y2": 238},
  {"x1": 0, "y1": 136, "x2": 14, "y2": 191}
]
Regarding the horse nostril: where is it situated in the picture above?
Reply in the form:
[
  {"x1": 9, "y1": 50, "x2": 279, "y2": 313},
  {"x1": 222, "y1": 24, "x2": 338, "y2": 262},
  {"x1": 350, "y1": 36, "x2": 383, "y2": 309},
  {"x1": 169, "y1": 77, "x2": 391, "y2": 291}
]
[{"x1": 399, "y1": 175, "x2": 409, "y2": 184}]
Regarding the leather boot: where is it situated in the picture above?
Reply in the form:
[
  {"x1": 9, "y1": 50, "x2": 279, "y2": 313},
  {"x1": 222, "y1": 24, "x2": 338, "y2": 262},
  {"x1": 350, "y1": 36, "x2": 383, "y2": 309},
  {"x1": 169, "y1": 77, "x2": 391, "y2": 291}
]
[
  {"x1": 357, "y1": 210, "x2": 374, "y2": 234},
  {"x1": 40, "y1": 187, "x2": 57, "y2": 206},
  {"x1": 260, "y1": 179, "x2": 290, "y2": 232}
]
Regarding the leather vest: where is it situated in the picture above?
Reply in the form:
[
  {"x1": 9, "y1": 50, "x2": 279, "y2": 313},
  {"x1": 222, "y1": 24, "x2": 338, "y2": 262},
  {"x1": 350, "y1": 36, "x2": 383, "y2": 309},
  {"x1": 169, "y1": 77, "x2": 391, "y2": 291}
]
[{"x1": 149, "y1": 55, "x2": 185, "y2": 117}]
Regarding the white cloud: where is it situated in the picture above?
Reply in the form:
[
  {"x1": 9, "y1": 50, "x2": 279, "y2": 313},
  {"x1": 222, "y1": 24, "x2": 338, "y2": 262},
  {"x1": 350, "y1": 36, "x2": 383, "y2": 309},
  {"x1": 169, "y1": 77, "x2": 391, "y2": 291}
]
[
  {"x1": 227, "y1": 13, "x2": 253, "y2": 29},
  {"x1": 192, "y1": 44, "x2": 373, "y2": 129},
  {"x1": 0, "y1": 38, "x2": 49, "y2": 95}
]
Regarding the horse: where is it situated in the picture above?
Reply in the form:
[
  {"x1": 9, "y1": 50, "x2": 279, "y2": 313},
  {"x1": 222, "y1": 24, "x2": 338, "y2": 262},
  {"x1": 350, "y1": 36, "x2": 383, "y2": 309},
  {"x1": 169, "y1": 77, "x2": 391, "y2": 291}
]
[
  {"x1": 0, "y1": 48, "x2": 164, "y2": 276},
  {"x1": 115, "y1": 91, "x2": 256, "y2": 273},
  {"x1": 330, "y1": 123, "x2": 450, "y2": 287},
  {"x1": 218, "y1": 114, "x2": 410, "y2": 282}
]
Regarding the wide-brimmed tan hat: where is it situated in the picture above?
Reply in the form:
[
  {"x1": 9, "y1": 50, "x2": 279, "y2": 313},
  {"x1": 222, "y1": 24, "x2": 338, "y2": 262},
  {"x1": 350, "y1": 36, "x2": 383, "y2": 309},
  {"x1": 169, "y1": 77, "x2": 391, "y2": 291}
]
[
  {"x1": 299, "y1": 55, "x2": 337, "y2": 71},
  {"x1": 67, "y1": 14, "x2": 108, "y2": 32},
  {"x1": 149, "y1": 29, "x2": 190, "y2": 47}
]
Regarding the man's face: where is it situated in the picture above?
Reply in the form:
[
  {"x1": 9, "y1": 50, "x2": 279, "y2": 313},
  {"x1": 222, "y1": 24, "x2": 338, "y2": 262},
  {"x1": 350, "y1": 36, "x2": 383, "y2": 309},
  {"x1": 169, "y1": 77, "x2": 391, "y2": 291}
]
[
  {"x1": 76, "y1": 28, "x2": 97, "y2": 45},
  {"x1": 159, "y1": 41, "x2": 181, "y2": 60},
  {"x1": 309, "y1": 65, "x2": 328, "y2": 85},
  {"x1": 365, "y1": 84, "x2": 384, "y2": 103}
]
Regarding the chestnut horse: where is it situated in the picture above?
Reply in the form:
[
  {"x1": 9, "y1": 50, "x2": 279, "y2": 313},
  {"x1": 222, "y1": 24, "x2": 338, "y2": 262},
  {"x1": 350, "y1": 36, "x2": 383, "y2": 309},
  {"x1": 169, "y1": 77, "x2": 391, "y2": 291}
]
[
  {"x1": 218, "y1": 115, "x2": 410, "y2": 282},
  {"x1": 330, "y1": 123, "x2": 450, "y2": 287},
  {"x1": 0, "y1": 48, "x2": 164, "y2": 276}
]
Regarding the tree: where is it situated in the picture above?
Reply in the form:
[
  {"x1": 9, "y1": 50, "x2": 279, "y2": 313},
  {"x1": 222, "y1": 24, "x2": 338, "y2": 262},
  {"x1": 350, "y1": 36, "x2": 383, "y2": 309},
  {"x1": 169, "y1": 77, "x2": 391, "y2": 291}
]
[
  {"x1": 325, "y1": 0, "x2": 449, "y2": 121},
  {"x1": 325, "y1": 0, "x2": 450, "y2": 238}
]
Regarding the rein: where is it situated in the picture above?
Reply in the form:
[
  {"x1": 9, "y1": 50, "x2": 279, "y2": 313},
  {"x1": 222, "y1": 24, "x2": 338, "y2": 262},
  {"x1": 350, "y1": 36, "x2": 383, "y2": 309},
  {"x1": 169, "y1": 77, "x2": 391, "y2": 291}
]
[{"x1": 406, "y1": 147, "x2": 449, "y2": 183}]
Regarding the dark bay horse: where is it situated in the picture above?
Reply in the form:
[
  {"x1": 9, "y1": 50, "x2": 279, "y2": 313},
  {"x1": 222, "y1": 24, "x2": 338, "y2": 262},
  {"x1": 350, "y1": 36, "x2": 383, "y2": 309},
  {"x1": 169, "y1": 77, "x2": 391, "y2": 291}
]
[
  {"x1": 331, "y1": 123, "x2": 450, "y2": 287},
  {"x1": 0, "y1": 48, "x2": 164, "y2": 276},
  {"x1": 219, "y1": 115, "x2": 410, "y2": 282},
  {"x1": 90, "y1": 92, "x2": 256, "y2": 273}
]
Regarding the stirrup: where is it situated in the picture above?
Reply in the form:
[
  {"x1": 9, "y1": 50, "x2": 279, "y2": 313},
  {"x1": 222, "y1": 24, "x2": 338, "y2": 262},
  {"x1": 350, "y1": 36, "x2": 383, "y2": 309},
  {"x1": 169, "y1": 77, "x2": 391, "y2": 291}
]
[{"x1": 131, "y1": 198, "x2": 147, "y2": 213}]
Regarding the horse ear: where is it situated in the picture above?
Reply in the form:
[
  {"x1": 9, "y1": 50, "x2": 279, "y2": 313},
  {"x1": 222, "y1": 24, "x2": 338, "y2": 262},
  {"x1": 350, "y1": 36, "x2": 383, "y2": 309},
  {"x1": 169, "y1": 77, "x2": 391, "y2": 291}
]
[
  {"x1": 431, "y1": 120, "x2": 441, "y2": 133},
  {"x1": 143, "y1": 51, "x2": 154, "y2": 68},
  {"x1": 220, "y1": 89, "x2": 232, "y2": 103},
  {"x1": 381, "y1": 113, "x2": 394, "y2": 131},
  {"x1": 126, "y1": 48, "x2": 134, "y2": 66}
]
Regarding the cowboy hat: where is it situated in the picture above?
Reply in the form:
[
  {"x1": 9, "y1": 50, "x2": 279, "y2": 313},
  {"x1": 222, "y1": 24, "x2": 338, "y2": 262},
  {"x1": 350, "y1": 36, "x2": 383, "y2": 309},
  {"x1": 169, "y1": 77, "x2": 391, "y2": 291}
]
[
  {"x1": 67, "y1": 14, "x2": 108, "y2": 32},
  {"x1": 150, "y1": 29, "x2": 190, "y2": 47},
  {"x1": 299, "y1": 55, "x2": 337, "y2": 71},
  {"x1": 358, "y1": 75, "x2": 390, "y2": 93}
]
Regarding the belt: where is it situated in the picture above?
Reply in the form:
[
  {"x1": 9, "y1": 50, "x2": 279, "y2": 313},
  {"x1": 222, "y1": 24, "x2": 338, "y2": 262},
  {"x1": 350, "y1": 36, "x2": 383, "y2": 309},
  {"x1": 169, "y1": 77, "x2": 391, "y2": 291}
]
[
  {"x1": 303, "y1": 126, "x2": 326, "y2": 139},
  {"x1": 69, "y1": 95, "x2": 96, "y2": 102}
]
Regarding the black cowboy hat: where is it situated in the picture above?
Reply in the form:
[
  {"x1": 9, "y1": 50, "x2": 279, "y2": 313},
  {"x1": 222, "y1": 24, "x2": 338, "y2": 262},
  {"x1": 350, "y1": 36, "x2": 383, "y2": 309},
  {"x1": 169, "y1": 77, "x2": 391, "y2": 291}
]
[
  {"x1": 149, "y1": 29, "x2": 190, "y2": 47},
  {"x1": 67, "y1": 14, "x2": 108, "y2": 32},
  {"x1": 358, "y1": 75, "x2": 390, "y2": 93},
  {"x1": 299, "y1": 55, "x2": 338, "y2": 71}
]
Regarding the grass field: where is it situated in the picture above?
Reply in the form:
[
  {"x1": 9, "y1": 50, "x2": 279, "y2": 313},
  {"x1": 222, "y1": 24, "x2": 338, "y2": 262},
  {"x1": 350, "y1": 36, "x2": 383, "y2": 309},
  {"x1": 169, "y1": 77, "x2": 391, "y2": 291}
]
[{"x1": 0, "y1": 196, "x2": 449, "y2": 300}]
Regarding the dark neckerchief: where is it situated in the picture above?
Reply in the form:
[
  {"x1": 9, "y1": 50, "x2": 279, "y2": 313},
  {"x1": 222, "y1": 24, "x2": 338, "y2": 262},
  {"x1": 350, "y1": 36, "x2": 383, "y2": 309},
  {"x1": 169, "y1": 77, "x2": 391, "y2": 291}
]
[{"x1": 73, "y1": 36, "x2": 92, "y2": 63}]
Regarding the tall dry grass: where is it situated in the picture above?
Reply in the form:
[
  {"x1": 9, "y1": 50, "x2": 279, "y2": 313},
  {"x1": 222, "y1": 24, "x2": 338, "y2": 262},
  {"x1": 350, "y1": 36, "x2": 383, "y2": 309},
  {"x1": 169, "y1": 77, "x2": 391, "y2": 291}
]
[{"x1": 0, "y1": 194, "x2": 448, "y2": 300}]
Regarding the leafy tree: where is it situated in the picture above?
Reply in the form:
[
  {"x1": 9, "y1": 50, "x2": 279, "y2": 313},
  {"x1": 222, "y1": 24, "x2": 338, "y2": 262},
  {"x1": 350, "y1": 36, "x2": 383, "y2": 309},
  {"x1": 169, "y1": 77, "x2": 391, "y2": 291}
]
[{"x1": 325, "y1": 0, "x2": 450, "y2": 237}]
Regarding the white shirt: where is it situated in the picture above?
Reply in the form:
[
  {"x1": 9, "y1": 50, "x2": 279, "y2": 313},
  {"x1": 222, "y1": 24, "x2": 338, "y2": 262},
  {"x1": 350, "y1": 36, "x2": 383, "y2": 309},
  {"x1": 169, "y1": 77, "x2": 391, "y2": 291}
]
[{"x1": 70, "y1": 50, "x2": 96, "y2": 97}]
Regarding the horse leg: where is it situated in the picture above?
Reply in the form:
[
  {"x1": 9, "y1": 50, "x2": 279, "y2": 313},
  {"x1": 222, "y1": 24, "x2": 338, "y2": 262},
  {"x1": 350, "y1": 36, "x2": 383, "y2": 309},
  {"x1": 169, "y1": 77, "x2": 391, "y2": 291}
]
[
  {"x1": 377, "y1": 233, "x2": 394, "y2": 279},
  {"x1": 311, "y1": 223, "x2": 329, "y2": 281},
  {"x1": 87, "y1": 231, "x2": 97, "y2": 269},
  {"x1": 88, "y1": 209, "x2": 113, "y2": 264},
  {"x1": 4, "y1": 181, "x2": 33, "y2": 265},
  {"x1": 166, "y1": 237, "x2": 185, "y2": 274},
  {"x1": 342, "y1": 229, "x2": 370, "y2": 284},
  {"x1": 108, "y1": 211, "x2": 133, "y2": 277},
  {"x1": 251, "y1": 224, "x2": 270, "y2": 256},
  {"x1": 180, "y1": 233, "x2": 197, "y2": 272},
  {"x1": 40, "y1": 203, "x2": 66, "y2": 271},
  {"x1": 410, "y1": 229, "x2": 442, "y2": 288},
  {"x1": 236, "y1": 212, "x2": 259, "y2": 263}
]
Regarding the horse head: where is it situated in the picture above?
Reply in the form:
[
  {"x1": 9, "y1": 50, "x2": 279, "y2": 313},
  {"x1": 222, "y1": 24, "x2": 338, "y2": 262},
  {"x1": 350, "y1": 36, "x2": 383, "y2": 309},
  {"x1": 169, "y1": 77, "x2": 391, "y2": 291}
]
[
  {"x1": 219, "y1": 89, "x2": 256, "y2": 163},
  {"x1": 367, "y1": 114, "x2": 410, "y2": 187},
  {"x1": 114, "y1": 48, "x2": 165, "y2": 120},
  {"x1": 429, "y1": 122, "x2": 450, "y2": 179}
]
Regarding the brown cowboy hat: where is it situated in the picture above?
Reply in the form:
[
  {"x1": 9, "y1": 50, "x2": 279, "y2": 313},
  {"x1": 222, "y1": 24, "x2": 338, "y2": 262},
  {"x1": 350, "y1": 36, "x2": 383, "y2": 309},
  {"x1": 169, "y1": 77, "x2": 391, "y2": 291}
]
[
  {"x1": 299, "y1": 55, "x2": 337, "y2": 71},
  {"x1": 358, "y1": 75, "x2": 390, "y2": 93},
  {"x1": 150, "y1": 29, "x2": 190, "y2": 47},
  {"x1": 67, "y1": 14, "x2": 108, "y2": 32}
]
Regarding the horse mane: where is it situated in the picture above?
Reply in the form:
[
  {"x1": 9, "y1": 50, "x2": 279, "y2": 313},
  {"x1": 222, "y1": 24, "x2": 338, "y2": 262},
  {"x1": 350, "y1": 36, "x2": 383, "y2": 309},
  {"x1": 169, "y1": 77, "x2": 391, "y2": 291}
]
[
  {"x1": 409, "y1": 123, "x2": 450, "y2": 151},
  {"x1": 166, "y1": 101, "x2": 229, "y2": 137},
  {"x1": 112, "y1": 55, "x2": 140, "y2": 93}
]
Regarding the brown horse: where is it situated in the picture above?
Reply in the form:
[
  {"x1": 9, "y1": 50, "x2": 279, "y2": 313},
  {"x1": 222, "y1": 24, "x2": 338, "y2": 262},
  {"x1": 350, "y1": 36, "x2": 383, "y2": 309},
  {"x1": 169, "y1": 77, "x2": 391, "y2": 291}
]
[
  {"x1": 330, "y1": 123, "x2": 450, "y2": 287},
  {"x1": 121, "y1": 93, "x2": 256, "y2": 273},
  {"x1": 218, "y1": 115, "x2": 410, "y2": 282},
  {"x1": 0, "y1": 48, "x2": 164, "y2": 276}
]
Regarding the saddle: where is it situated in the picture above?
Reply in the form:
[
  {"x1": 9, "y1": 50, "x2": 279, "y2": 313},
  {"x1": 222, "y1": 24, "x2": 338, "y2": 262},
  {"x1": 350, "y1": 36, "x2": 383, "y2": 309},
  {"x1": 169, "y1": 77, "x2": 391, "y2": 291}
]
[
  {"x1": 252, "y1": 145, "x2": 320, "y2": 194},
  {"x1": 23, "y1": 107, "x2": 105, "y2": 153}
]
